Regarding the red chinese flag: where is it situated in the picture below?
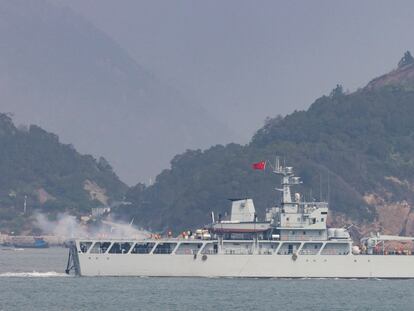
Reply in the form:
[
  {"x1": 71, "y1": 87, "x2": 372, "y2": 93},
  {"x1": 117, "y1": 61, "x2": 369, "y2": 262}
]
[{"x1": 252, "y1": 161, "x2": 266, "y2": 170}]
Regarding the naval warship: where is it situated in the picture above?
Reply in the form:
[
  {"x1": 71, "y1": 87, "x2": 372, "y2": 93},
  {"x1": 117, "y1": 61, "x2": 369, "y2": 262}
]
[{"x1": 65, "y1": 160, "x2": 414, "y2": 278}]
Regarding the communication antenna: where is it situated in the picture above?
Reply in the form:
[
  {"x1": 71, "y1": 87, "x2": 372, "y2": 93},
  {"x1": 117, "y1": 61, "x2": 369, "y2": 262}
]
[
  {"x1": 23, "y1": 195, "x2": 27, "y2": 215},
  {"x1": 275, "y1": 156, "x2": 280, "y2": 171},
  {"x1": 319, "y1": 173, "x2": 323, "y2": 202},
  {"x1": 327, "y1": 172, "x2": 330, "y2": 204}
]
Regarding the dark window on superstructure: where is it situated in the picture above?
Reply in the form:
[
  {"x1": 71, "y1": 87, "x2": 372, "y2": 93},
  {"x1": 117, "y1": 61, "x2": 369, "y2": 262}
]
[
  {"x1": 131, "y1": 243, "x2": 155, "y2": 254},
  {"x1": 90, "y1": 242, "x2": 111, "y2": 254},
  {"x1": 286, "y1": 217, "x2": 290, "y2": 221},
  {"x1": 109, "y1": 242, "x2": 132, "y2": 254},
  {"x1": 153, "y1": 243, "x2": 177, "y2": 254},
  {"x1": 321, "y1": 218, "x2": 324, "y2": 222},
  {"x1": 79, "y1": 242, "x2": 92, "y2": 253}
]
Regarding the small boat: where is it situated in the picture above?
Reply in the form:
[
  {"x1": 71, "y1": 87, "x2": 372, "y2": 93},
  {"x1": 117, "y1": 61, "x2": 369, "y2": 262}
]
[{"x1": 13, "y1": 237, "x2": 49, "y2": 249}]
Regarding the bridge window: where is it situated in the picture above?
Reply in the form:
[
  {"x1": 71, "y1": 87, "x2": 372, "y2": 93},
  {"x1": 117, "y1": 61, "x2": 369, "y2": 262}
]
[
  {"x1": 153, "y1": 243, "x2": 177, "y2": 254},
  {"x1": 79, "y1": 242, "x2": 92, "y2": 253},
  {"x1": 108, "y1": 242, "x2": 132, "y2": 254},
  {"x1": 131, "y1": 242, "x2": 155, "y2": 254},
  {"x1": 90, "y1": 242, "x2": 111, "y2": 254}
]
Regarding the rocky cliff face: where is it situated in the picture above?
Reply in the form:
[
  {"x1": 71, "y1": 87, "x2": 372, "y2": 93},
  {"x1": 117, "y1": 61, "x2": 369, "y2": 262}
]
[
  {"x1": 365, "y1": 51, "x2": 414, "y2": 91},
  {"x1": 364, "y1": 192, "x2": 414, "y2": 237}
]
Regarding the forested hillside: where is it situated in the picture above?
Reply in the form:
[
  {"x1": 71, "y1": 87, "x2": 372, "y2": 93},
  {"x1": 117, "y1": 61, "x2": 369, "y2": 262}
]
[
  {"x1": 0, "y1": 114, "x2": 127, "y2": 233},
  {"x1": 4, "y1": 53, "x2": 414, "y2": 236},
  {"x1": 119, "y1": 53, "x2": 414, "y2": 234}
]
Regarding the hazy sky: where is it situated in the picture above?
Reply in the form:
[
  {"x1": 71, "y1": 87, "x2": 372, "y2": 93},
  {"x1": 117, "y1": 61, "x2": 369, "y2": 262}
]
[{"x1": 59, "y1": 0, "x2": 414, "y2": 141}]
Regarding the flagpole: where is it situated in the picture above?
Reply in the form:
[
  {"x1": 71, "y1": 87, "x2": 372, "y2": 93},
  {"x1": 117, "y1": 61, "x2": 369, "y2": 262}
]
[{"x1": 267, "y1": 159, "x2": 274, "y2": 171}]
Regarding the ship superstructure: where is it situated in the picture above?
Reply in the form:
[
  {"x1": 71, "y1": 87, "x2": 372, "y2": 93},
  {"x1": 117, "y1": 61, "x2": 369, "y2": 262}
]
[{"x1": 66, "y1": 160, "x2": 414, "y2": 278}]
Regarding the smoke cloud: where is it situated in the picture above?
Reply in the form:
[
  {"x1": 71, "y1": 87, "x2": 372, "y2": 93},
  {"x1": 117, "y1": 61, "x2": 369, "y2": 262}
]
[{"x1": 34, "y1": 212, "x2": 151, "y2": 239}]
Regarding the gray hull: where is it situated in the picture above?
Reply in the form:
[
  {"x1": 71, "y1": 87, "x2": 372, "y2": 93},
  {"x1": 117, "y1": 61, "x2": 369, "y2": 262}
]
[{"x1": 76, "y1": 253, "x2": 414, "y2": 278}]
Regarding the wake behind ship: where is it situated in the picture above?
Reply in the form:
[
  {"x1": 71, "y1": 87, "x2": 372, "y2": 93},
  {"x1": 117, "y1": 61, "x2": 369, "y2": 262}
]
[{"x1": 65, "y1": 160, "x2": 414, "y2": 278}]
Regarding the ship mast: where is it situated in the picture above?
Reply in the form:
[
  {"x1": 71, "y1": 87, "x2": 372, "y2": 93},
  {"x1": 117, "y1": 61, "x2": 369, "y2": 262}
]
[{"x1": 273, "y1": 157, "x2": 302, "y2": 212}]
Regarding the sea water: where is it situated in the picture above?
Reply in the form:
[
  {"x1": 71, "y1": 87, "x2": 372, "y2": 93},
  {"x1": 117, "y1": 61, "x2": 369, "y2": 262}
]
[{"x1": 0, "y1": 248, "x2": 413, "y2": 311}]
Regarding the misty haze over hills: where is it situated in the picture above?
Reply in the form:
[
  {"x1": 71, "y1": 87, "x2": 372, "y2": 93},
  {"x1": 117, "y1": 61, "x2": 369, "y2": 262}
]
[
  {"x1": 4, "y1": 0, "x2": 414, "y2": 186},
  {"x1": 0, "y1": 0, "x2": 234, "y2": 184},
  {"x1": 63, "y1": 0, "x2": 414, "y2": 138}
]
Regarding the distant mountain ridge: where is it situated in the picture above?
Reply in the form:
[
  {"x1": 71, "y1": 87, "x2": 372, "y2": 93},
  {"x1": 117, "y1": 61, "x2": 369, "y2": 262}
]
[
  {"x1": 118, "y1": 52, "x2": 414, "y2": 236},
  {"x1": 0, "y1": 0, "x2": 234, "y2": 184}
]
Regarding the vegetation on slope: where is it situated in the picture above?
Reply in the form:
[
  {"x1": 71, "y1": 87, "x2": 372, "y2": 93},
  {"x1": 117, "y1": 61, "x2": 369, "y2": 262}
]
[
  {"x1": 0, "y1": 114, "x2": 127, "y2": 233},
  {"x1": 4, "y1": 53, "x2": 414, "y2": 235},
  {"x1": 119, "y1": 56, "x2": 414, "y2": 232}
]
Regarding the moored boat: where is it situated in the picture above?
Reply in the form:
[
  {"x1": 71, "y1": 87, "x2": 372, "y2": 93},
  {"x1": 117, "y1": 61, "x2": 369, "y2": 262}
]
[{"x1": 13, "y1": 237, "x2": 49, "y2": 249}]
